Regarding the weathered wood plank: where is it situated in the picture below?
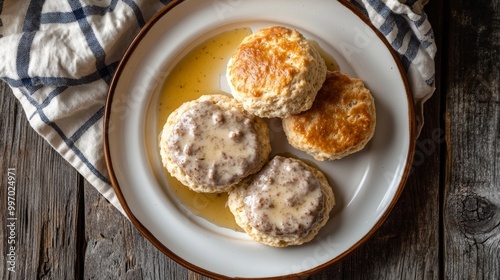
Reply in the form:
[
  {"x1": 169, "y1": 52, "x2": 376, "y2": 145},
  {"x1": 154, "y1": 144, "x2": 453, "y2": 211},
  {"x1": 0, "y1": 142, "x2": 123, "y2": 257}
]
[
  {"x1": 83, "y1": 180, "x2": 191, "y2": 279},
  {"x1": 0, "y1": 82, "x2": 82, "y2": 279},
  {"x1": 444, "y1": 0, "x2": 500, "y2": 279}
]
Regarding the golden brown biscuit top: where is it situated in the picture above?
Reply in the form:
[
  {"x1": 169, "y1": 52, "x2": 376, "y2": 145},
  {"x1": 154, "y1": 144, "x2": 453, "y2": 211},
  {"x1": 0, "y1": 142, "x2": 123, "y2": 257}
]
[
  {"x1": 288, "y1": 71, "x2": 375, "y2": 154},
  {"x1": 228, "y1": 26, "x2": 311, "y2": 97}
]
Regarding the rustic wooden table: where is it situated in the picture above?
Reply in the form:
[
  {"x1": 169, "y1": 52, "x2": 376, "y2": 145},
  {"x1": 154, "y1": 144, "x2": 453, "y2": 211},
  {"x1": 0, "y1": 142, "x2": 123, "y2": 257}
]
[{"x1": 1, "y1": 0, "x2": 499, "y2": 279}]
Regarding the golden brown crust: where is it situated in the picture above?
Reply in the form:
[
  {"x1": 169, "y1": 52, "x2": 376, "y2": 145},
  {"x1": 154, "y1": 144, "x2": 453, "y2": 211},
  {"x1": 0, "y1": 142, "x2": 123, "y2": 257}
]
[
  {"x1": 229, "y1": 26, "x2": 305, "y2": 98},
  {"x1": 283, "y1": 71, "x2": 376, "y2": 161},
  {"x1": 226, "y1": 26, "x2": 327, "y2": 118}
]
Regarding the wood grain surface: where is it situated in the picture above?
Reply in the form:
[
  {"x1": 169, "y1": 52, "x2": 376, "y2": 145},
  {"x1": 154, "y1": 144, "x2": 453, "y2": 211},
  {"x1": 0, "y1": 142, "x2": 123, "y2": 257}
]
[
  {"x1": 444, "y1": 0, "x2": 500, "y2": 279},
  {"x1": 1, "y1": 0, "x2": 499, "y2": 279}
]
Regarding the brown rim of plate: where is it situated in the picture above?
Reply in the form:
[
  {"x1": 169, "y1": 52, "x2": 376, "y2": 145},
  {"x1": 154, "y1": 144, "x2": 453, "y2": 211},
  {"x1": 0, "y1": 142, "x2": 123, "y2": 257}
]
[{"x1": 103, "y1": 0, "x2": 417, "y2": 279}]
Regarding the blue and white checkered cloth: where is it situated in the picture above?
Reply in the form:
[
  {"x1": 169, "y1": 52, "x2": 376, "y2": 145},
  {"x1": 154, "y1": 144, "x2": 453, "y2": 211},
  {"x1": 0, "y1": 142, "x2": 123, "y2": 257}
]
[{"x1": 0, "y1": 0, "x2": 436, "y2": 215}]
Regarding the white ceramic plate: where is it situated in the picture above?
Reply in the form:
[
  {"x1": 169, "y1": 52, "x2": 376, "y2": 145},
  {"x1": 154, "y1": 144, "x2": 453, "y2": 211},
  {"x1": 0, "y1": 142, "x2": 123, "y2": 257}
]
[{"x1": 104, "y1": 0, "x2": 415, "y2": 278}]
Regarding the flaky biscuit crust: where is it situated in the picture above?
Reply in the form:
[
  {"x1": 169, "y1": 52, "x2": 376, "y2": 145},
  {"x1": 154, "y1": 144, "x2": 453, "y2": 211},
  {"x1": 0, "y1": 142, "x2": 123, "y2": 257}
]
[
  {"x1": 283, "y1": 71, "x2": 376, "y2": 161},
  {"x1": 226, "y1": 26, "x2": 327, "y2": 118}
]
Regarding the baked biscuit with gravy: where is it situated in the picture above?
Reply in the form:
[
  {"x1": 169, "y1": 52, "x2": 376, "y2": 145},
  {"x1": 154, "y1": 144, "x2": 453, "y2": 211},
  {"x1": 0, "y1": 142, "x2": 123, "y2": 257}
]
[
  {"x1": 228, "y1": 155, "x2": 335, "y2": 247},
  {"x1": 226, "y1": 26, "x2": 327, "y2": 118},
  {"x1": 159, "y1": 94, "x2": 271, "y2": 193},
  {"x1": 282, "y1": 70, "x2": 376, "y2": 161}
]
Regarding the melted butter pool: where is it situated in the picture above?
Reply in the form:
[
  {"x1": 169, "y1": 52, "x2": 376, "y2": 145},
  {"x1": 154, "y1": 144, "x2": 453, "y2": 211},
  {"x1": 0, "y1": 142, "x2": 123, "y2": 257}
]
[{"x1": 157, "y1": 28, "x2": 252, "y2": 231}]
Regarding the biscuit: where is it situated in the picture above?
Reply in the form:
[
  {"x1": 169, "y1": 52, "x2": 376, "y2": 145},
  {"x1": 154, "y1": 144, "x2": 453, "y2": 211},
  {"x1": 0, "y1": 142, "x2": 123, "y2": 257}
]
[
  {"x1": 282, "y1": 70, "x2": 376, "y2": 161},
  {"x1": 226, "y1": 26, "x2": 327, "y2": 118},
  {"x1": 159, "y1": 94, "x2": 271, "y2": 193},
  {"x1": 228, "y1": 156, "x2": 335, "y2": 247}
]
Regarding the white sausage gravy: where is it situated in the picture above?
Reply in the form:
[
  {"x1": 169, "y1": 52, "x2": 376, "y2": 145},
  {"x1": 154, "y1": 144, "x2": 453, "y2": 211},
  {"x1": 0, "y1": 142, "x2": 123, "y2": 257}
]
[
  {"x1": 167, "y1": 100, "x2": 260, "y2": 189},
  {"x1": 243, "y1": 156, "x2": 325, "y2": 238}
]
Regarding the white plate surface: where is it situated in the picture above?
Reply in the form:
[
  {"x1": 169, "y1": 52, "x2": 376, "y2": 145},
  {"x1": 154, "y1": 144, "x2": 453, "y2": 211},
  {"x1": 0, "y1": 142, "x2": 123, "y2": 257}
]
[{"x1": 105, "y1": 0, "x2": 415, "y2": 278}]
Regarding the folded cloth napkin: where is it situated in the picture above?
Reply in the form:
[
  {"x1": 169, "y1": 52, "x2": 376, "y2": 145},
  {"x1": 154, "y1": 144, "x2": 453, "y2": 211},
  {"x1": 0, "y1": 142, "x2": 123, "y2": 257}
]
[
  {"x1": 0, "y1": 0, "x2": 436, "y2": 216},
  {"x1": 352, "y1": 0, "x2": 436, "y2": 130}
]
